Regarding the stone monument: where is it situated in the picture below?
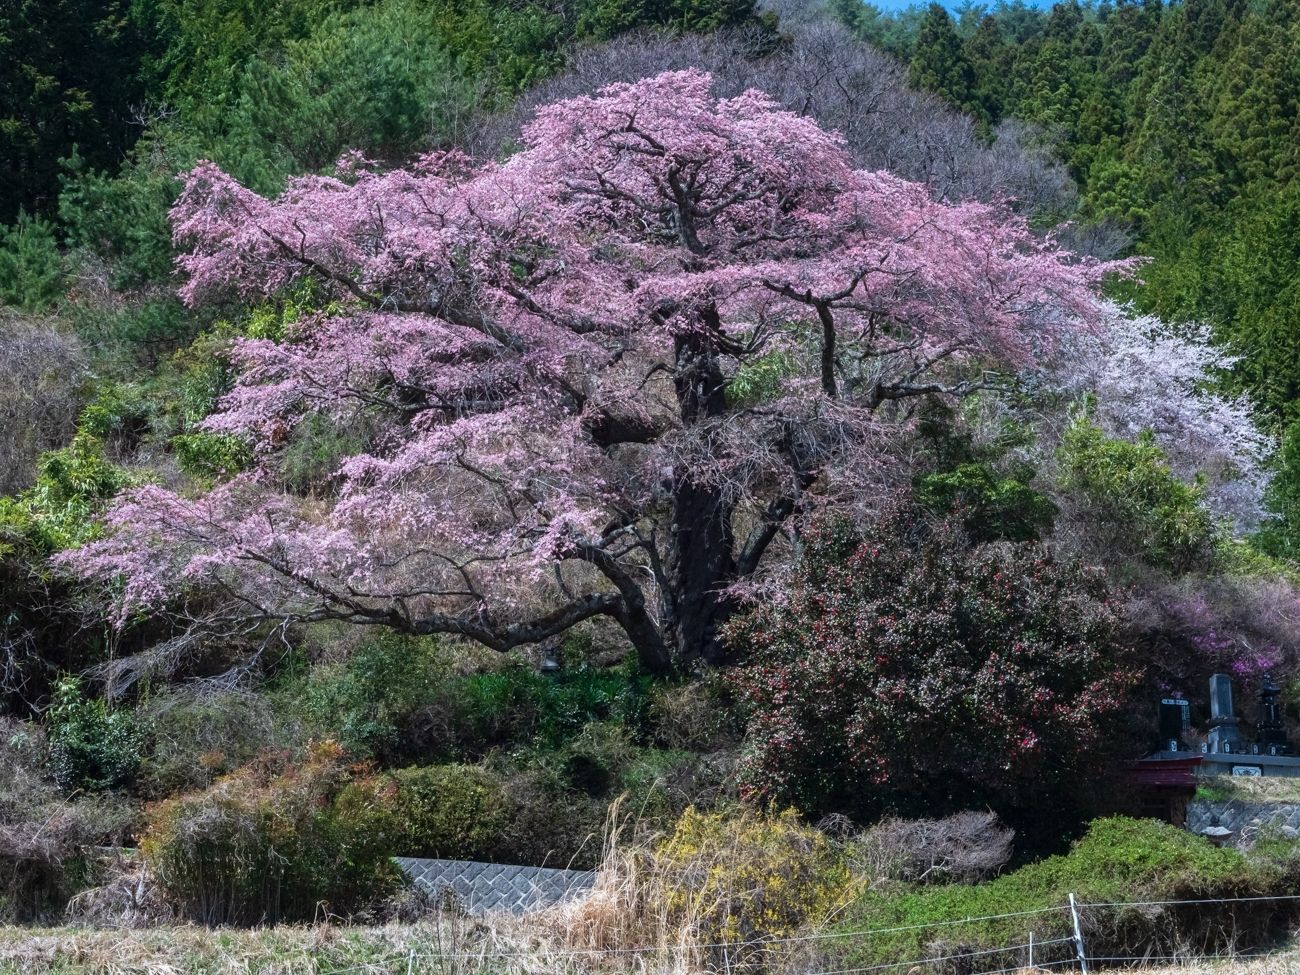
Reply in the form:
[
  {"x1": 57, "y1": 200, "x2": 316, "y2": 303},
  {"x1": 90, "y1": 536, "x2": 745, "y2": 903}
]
[
  {"x1": 1257, "y1": 673, "x2": 1293, "y2": 756},
  {"x1": 1158, "y1": 697, "x2": 1191, "y2": 752},
  {"x1": 1207, "y1": 673, "x2": 1245, "y2": 754}
]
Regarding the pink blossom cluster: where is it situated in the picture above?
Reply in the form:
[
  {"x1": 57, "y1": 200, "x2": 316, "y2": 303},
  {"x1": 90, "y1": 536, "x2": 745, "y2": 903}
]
[{"x1": 63, "y1": 71, "x2": 1125, "y2": 667}]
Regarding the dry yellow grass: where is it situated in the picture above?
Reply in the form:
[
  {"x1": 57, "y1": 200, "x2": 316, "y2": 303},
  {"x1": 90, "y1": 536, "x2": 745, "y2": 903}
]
[{"x1": 2, "y1": 924, "x2": 1299, "y2": 975}]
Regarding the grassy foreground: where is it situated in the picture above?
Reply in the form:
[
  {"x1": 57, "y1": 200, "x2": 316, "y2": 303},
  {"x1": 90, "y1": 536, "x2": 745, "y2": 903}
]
[
  {"x1": 1, "y1": 923, "x2": 1297, "y2": 975},
  {"x1": 0, "y1": 925, "x2": 1294, "y2": 975},
  {"x1": 0, "y1": 922, "x2": 535, "y2": 975}
]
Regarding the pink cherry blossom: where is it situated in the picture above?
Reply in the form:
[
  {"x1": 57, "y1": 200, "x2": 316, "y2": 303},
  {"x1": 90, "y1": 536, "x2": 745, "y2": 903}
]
[{"x1": 64, "y1": 71, "x2": 1127, "y2": 671}]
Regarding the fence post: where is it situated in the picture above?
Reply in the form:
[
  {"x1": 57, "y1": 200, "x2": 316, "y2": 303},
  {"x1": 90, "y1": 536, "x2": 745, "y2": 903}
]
[
  {"x1": 1028, "y1": 930, "x2": 1034, "y2": 970},
  {"x1": 1068, "y1": 893, "x2": 1089, "y2": 974}
]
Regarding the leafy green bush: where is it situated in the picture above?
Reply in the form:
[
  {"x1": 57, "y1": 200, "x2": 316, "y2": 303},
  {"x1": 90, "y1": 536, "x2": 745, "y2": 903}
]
[
  {"x1": 0, "y1": 431, "x2": 133, "y2": 554},
  {"x1": 0, "y1": 212, "x2": 63, "y2": 311},
  {"x1": 372, "y1": 764, "x2": 513, "y2": 861},
  {"x1": 911, "y1": 397, "x2": 1055, "y2": 543},
  {"x1": 832, "y1": 817, "x2": 1300, "y2": 969},
  {"x1": 1059, "y1": 415, "x2": 1216, "y2": 571},
  {"x1": 915, "y1": 461, "x2": 1057, "y2": 542},
  {"x1": 422, "y1": 660, "x2": 652, "y2": 759},
  {"x1": 141, "y1": 741, "x2": 398, "y2": 924},
  {"x1": 46, "y1": 676, "x2": 141, "y2": 792},
  {"x1": 726, "y1": 348, "x2": 798, "y2": 408},
  {"x1": 298, "y1": 632, "x2": 447, "y2": 762},
  {"x1": 172, "y1": 432, "x2": 253, "y2": 481}
]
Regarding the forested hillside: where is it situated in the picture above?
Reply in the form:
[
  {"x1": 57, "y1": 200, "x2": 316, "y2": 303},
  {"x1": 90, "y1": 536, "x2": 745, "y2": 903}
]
[
  {"x1": 4, "y1": 0, "x2": 1300, "y2": 969},
  {"x1": 838, "y1": 0, "x2": 1300, "y2": 553}
]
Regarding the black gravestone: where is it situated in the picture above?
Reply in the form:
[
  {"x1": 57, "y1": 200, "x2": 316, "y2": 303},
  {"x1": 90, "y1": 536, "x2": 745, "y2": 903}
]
[
  {"x1": 1257, "y1": 673, "x2": 1293, "y2": 756},
  {"x1": 1158, "y1": 697, "x2": 1191, "y2": 752}
]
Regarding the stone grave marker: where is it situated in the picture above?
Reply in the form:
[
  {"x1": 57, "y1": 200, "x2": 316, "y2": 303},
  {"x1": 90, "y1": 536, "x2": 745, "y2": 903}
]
[
  {"x1": 1257, "y1": 673, "x2": 1293, "y2": 756},
  {"x1": 1158, "y1": 697, "x2": 1191, "y2": 752},
  {"x1": 1207, "y1": 673, "x2": 1245, "y2": 754}
]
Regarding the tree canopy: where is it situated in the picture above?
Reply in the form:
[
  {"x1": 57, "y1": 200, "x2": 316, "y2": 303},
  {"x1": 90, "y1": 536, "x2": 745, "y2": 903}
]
[{"x1": 66, "y1": 70, "x2": 1120, "y2": 673}]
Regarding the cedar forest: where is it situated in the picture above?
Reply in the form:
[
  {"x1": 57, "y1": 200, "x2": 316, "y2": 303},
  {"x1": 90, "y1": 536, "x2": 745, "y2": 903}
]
[{"x1": 5, "y1": 0, "x2": 1300, "y2": 967}]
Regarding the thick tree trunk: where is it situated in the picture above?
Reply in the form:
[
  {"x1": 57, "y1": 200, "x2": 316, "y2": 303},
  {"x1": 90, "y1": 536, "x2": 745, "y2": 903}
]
[
  {"x1": 663, "y1": 311, "x2": 738, "y2": 667},
  {"x1": 665, "y1": 476, "x2": 737, "y2": 666}
]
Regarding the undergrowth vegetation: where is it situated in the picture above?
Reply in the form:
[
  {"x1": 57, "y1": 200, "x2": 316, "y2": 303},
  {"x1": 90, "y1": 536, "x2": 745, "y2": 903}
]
[
  {"x1": 7, "y1": 0, "x2": 1300, "y2": 967},
  {"x1": 832, "y1": 818, "x2": 1300, "y2": 971}
]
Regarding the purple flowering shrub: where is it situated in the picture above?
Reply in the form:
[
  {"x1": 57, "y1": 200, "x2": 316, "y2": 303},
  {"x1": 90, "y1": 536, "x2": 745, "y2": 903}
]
[
  {"x1": 727, "y1": 502, "x2": 1143, "y2": 830},
  {"x1": 1128, "y1": 573, "x2": 1300, "y2": 704}
]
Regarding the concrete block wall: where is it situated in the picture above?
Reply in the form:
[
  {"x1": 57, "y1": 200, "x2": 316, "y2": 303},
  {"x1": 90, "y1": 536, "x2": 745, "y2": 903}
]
[
  {"x1": 394, "y1": 856, "x2": 596, "y2": 915},
  {"x1": 1185, "y1": 799, "x2": 1300, "y2": 847}
]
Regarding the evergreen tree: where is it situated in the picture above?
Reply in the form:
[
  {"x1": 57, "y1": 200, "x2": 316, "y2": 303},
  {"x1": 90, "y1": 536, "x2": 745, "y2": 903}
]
[
  {"x1": 1205, "y1": 6, "x2": 1300, "y2": 190},
  {"x1": 1128, "y1": 0, "x2": 1227, "y2": 213},
  {"x1": 0, "y1": 0, "x2": 150, "y2": 221},
  {"x1": 965, "y1": 15, "x2": 1013, "y2": 123},
  {"x1": 909, "y1": 4, "x2": 980, "y2": 116}
]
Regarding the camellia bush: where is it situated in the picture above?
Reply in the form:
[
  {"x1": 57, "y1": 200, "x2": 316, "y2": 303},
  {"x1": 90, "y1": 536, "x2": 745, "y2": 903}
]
[
  {"x1": 727, "y1": 501, "x2": 1142, "y2": 834},
  {"x1": 65, "y1": 70, "x2": 1124, "y2": 673}
]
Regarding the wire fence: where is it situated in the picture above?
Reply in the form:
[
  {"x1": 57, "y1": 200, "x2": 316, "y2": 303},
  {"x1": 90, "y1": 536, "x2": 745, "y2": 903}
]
[{"x1": 306, "y1": 892, "x2": 1300, "y2": 975}]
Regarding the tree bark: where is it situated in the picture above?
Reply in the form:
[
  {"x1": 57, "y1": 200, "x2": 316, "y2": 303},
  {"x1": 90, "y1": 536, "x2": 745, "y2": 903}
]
[
  {"x1": 665, "y1": 476, "x2": 737, "y2": 666},
  {"x1": 663, "y1": 309, "x2": 738, "y2": 667}
]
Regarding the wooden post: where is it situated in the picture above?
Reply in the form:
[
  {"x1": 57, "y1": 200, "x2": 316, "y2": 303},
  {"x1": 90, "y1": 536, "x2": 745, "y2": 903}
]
[{"x1": 1069, "y1": 893, "x2": 1089, "y2": 975}]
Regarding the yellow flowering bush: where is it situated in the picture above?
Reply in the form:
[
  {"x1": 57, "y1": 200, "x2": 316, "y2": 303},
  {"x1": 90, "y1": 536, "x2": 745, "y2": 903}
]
[{"x1": 652, "y1": 807, "x2": 853, "y2": 957}]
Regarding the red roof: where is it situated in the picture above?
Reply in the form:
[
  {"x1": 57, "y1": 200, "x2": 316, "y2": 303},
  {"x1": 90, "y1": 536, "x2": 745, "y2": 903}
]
[{"x1": 1128, "y1": 755, "x2": 1203, "y2": 788}]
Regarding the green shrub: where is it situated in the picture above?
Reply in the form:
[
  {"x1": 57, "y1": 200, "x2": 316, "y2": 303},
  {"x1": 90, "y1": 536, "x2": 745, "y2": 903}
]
[
  {"x1": 375, "y1": 764, "x2": 514, "y2": 861},
  {"x1": 0, "y1": 430, "x2": 133, "y2": 555},
  {"x1": 1059, "y1": 414, "x2": 1216, "y2": 572},
  {"x1": 832, "y1": 817, "x2": 1300, "y2": 969},
  {"x1": 911, "y1": 397, "x2": 1055, "y2": 543},
  {"x1": 172, "y1": 432, "x2": 254, "y2": 482},
  {"x1": 141, "y1": 741, "x2": 399, "y2": 924},
  {"x1": 374, "y1": 744, "x2": 710, "y2": 869},
  {"x1": 46, "y1": 676, "x2": 141, "y2": 792},
  {"x1": 915, "y1": 461, "x2": 1057, "y2": 542},
  {"x1": 0, "y1": 212, "x2": 63, "y2": 311},
  {"x1": 493, "y1": 730, "x2": 733, "y2": 869},
  {"x1": 424, "y1": 659, "x2": 651, "y2": 759},
  {"x1": 726, "y1": 348, "x2": 798, "y2": 408},
  {"x1": 297, "y1": 632, "x2": 447, "y2": 761},
  {"x1": 558, "y1": 723, "x2": 638, "y2": 797}
]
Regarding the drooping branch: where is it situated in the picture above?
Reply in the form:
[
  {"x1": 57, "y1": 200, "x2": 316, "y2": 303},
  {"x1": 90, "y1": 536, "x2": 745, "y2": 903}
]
[{"x1": 68, "y1": 69, "x2": 1122, "y2": 675}]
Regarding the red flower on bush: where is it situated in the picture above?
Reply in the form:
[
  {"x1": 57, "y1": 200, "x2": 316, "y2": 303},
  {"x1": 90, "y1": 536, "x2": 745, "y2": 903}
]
[{"x1": 727, "y1": 500, "x2": 1142, "y2": 830}]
